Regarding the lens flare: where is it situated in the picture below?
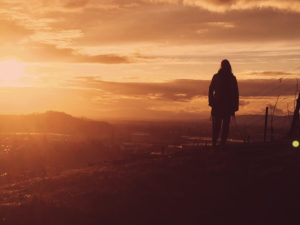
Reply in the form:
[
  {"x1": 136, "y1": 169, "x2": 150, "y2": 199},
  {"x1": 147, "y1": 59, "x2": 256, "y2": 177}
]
[{"x1": 292, "y1": 140, "x2": 300, "y2": 148}]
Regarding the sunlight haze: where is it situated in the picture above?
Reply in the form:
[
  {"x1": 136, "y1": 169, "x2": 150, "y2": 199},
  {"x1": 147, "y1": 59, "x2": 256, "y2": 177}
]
[{"x1": 0, "y1": 0, "x2": 298, "y2": 119}]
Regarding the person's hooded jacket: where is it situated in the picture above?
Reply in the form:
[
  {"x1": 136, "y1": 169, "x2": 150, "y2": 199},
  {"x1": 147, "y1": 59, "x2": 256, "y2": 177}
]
[{"x1": 209, "y1": 69, "x2": 239, "y2": 117}]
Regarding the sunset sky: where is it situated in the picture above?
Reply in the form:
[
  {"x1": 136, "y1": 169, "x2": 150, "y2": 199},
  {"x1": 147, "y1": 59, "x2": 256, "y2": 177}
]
[{"x1": 0, "y1": 0, "x2": 299, "y2": 120}]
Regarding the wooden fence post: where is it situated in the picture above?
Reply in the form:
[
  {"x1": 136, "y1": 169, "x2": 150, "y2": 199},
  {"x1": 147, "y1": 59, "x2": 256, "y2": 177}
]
[
  {"x1": 264, "y1": 107, "x2": 269, "y2": 143},
  {"x1": 289, "y1": 92, "x2": 300, "y2": 138}
]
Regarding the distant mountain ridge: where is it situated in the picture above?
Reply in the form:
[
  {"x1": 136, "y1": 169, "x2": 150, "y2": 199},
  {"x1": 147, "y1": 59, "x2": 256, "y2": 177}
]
[{"x1": 0, "y1": 111, "x2": 112, "y2": 137}]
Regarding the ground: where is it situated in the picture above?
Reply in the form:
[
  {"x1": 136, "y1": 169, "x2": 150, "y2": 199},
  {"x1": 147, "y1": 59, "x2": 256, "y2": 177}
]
[{"x1": 0, "y1": 142, "x2": 300, "y2": 225}]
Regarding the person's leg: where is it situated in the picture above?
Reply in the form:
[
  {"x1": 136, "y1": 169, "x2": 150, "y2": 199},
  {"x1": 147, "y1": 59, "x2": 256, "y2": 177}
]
[
  {"x1": 212, "y1": 116, "x2": 221, "y2": 147},
  {"x1": 221, "y1": 115, "x2": 231, "y2": 146}
]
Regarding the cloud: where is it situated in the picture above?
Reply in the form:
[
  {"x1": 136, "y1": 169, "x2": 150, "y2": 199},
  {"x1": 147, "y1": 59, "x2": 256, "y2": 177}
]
[
  {"x1": 74, "y1": 54, "x2": 132, "y2": 64},
  {"x1": 69, "y1": 4, "x2": 300, "y2": 46},
  {"x1": 69, "y1": 77, "x2": 299, "y2": 100},
  {"x1": 0, "y1": 18, "x2": 32, "y2": 44},
  {"x1": 239, "y1": 100, "x2": 250, "y2": 106},
  {"x1": 8, "y1": 0, "x2": 300, "y2": 13},
  {"x1": 29, "y1": 30, "x2": 84, "y2": 48},
  {"x1": 70, "y1": 78, "x2": 204, "y2": 101},
  {"x1": 63, "y1": 0, "x2": 90, "y2": 8},
  {"x1": 243, "y1": 71, "x2": 300, "y2": 77},
  {"x1": 3, "y1": 0, "x2": 300, "y2": 47},
  {"x1": 0, "y1": 0, "x2": 299, "y2": 64},
  {"x1": 3, "y1": 43, "x2": 132, "y2": 64},
  {"x1": 149, "y1": 0, "x2": 300, "y2": 12}
]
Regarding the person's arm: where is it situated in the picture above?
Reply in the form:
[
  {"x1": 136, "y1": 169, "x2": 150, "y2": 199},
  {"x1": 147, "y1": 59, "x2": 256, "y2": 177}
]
[
  {"x1": 233, "y1": 76, "x2": 239, "y2": 111},
  {"x1": 208, "y1": 76, "x2": 215, "y2": 107}
]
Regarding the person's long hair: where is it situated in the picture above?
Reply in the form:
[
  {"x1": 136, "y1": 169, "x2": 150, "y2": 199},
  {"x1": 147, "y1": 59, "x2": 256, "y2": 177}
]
[{"x1": 218, "y1": 59, "x2": 232, "y2": 74}]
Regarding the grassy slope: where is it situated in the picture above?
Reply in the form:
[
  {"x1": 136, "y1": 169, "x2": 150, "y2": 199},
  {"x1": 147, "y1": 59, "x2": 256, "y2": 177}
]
[{"x1": 0, "y1": 142, "x2": 300, "y2": 225}]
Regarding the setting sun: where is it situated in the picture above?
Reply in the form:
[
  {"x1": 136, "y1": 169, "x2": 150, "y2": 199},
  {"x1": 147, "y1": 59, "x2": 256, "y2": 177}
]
[{"x1": 0, "y1": 60, "x2": 25, "y2": 85}]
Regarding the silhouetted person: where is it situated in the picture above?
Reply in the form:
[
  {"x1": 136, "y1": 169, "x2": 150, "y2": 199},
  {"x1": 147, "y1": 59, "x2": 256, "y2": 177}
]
[{"x1": 209, "y1": 59, "x2": 239, "y2": 148}]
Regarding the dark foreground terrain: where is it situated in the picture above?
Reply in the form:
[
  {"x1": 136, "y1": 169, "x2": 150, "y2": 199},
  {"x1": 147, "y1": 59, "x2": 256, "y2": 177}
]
[{"x1": 0, "y1": 141, "x2": 299, "y2": 225}]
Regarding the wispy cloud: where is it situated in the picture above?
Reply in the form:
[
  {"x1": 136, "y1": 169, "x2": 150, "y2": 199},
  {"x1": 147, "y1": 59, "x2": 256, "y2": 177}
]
[
  {"x1": 150, "y1": 0, "x2": 300, "y2": 12},
  {"x1": 0, "y1": 0, "x2": 299, "y2": 65},
  {"x1": 242, "y1": 71, "x2": 300, "y2": 78},
  {"x1": 69, "y1": 77, "x2": 300, "y2": 99}
]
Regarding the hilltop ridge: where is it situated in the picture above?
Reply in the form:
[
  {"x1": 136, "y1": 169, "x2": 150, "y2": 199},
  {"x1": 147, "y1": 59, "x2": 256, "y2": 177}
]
[{"x1": 0, "y1": 111, "x2": 112, "y2": 137}]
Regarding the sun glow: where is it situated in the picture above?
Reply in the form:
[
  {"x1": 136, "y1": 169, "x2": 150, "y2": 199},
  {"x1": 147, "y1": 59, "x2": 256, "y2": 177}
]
[{"x1": 0, "y1": 60, "x2": 26, "y2": 85}]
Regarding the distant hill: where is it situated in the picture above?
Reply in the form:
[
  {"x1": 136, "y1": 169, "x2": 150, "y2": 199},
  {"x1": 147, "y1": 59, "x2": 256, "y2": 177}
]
[{"x1": 0, "y1": 111, "x2": 112, "y2": 137}]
